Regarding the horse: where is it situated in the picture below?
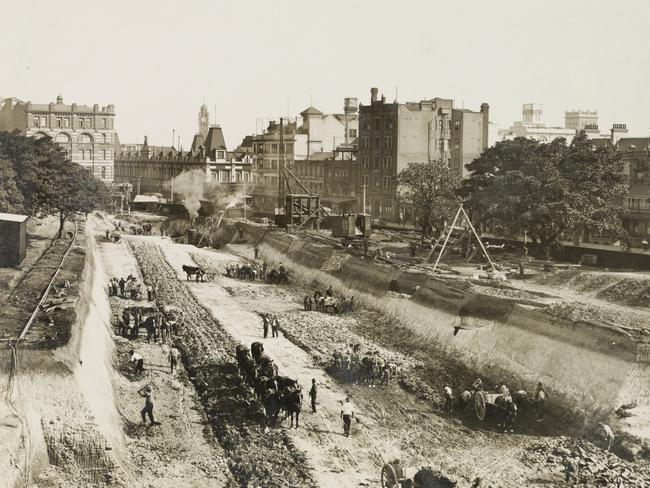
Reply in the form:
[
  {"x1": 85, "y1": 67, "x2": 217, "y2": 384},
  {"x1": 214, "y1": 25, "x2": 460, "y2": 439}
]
[
  {"x1": 276, "y1": 375, "x2": 298, "y2": 390},
  {"x1": 182, "y1": 264, "x2": 205, "y2": 282},
  {"x1": 263, "y1": 389, "x2": 282, "y2": 429},
  {"x1": 458, "y1": 390, "x2": 473, "y2": 410},
  {"x1": 255, "y1": 376, "x2": 277, "y2": 399},
  {"x1": 494, "y1": 395, "x2": 518, "y2": 432},
  {"x1": 282, "y1": 387, "x2": 303, "y2": 429},
  {"x1": 257, "y1": 355, "x2": 278, "y2": 378}
]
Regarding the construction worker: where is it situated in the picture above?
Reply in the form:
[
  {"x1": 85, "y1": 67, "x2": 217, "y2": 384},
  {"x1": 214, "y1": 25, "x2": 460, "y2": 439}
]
[
  {"x1": 563, "y1": 455, "x2": 580, "y2": 484},
  {"x1": 169, "y1": 346, "x2": 180, "y2": 373},
  {"x1": 130, "y1": 349, "x2": 144, "y2": 374},
  {"x1": 138, "y1": 385, "x2": 159, "y2": 425},
  {"x1": 535, "y1": 382, "x2": 547, "y2": 422},
  {"x1": 444, "y1": 386, "x2": 453, "y2": 413},
  {"x1": 262, "y1": 314, "x2": 269, "y2": 339},
  {"x1": 254, "y1": 246, "x2": 260, "y2": 260},
  {"x1": 341, "y1": 397, "x2": 354, "y2": 437},
  {"x1": 309, "y1": 378, "x2": 317, "y2": 413},
  {"x1": 599, "y1": 422, "x2": 615, "y2": 451},
  {"x1": 271, "y1": 315, "x2": 280, "y2": 338}
]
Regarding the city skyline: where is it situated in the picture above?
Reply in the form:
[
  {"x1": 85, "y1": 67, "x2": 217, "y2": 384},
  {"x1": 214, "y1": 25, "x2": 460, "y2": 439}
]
[{"x1": 2, "y1": 0, "x2": 650, "y2": 147}]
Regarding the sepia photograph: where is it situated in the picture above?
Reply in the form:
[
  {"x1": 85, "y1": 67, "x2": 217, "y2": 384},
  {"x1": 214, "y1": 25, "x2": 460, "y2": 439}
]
[{"x1": 1, "y1": 0, "x2": 650, "y2": 486}]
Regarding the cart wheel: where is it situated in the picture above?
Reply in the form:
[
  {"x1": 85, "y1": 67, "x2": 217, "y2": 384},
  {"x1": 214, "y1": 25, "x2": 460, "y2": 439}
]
[
  {"x1": 381, "y1": 463, "x2": 399, "y2": 488},
  {"x1": 475, "y1": 390, "x2": 487, "y2": 421}
]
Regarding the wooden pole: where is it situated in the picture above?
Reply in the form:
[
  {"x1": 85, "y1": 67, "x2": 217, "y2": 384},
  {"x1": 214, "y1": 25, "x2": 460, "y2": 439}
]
[
  {"x1": 460, "y1": 206, "x2": 497, "y2": 271},
  {"x1": 432, "y1": 205, "x2": 463, "y2": 272}
]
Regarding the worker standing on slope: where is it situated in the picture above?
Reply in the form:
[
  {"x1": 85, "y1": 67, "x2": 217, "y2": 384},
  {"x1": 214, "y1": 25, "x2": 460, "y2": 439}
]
[
  {"x1": 309, "y1": 378, "x2": 317, "y2": 413},
  {"x1": 169, "y1": 346, "x2": 181, "y2": 373},
  {"x1": 534, "y1": 382, "x2": 547, "y2": 422},
  {"x1": 271, "y1": 315, "x2": 280, "y2": 338},
  {"x1": 138, "y1": 385, "x2": 159, "y2": 426},
  {"x1": 341, "y1": 397, "x2": 355, "y2": 437},
  {"x1": 262, "y1": 314, "x2": 269, "y2": 339}
]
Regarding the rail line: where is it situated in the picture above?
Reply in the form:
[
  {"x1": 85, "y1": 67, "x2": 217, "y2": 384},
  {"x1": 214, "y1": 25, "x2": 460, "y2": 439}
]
[{"x1": 4, "y1": 219, "x2": 79, "y2": 487}]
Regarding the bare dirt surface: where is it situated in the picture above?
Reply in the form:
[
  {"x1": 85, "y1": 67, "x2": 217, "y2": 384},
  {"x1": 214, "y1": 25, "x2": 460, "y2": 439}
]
[
  {"x1": 147, "y1": 240, "x2": 650, "y2": 487},
  {"x1": 127, "y1": 238, "x2": 316, "y2": 488},
  {"x1": 93, "y1": 219, "x2": 235, "y2": 488}
]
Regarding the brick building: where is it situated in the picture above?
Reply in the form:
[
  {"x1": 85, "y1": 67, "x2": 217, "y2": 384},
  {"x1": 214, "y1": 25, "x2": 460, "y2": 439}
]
[
  {"x1": 250, "y1": 98, "x2": 358, "y2": 213},
  {"x1": 0, "y1": 95, "x2": 117, "y2": 182},
  {"x1": 357, "y1": 87, "x2": 488, "y2": 221}
]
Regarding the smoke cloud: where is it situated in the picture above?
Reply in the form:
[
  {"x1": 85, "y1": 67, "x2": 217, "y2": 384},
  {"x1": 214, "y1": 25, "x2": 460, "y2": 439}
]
[{"x1": 169, "y1": 169, "x2": 252, "y2": 218}]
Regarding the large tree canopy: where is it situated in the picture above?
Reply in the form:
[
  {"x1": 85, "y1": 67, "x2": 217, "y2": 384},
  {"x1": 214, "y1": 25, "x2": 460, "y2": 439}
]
[
  {"x1": 398, "y1": 160, "x2": 461, "y2": 238},
  {"x1": 461, "y1": 134, "x2": 627, "y2": 258},
  {"x1": 0, "y1": 131, "x2": 109, "y2": 235}
]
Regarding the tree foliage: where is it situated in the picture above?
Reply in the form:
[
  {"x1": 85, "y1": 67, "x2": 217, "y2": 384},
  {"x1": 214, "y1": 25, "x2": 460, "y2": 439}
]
[
  {"x1": 461, "y1": 134, "x2": 627, "y2": 258},
  {"x1": 397, "y1": 160, "x2": 461, "y2": 238},
  {"x1": 0, "y1": 131, "x2": 110, "y2": 235}
]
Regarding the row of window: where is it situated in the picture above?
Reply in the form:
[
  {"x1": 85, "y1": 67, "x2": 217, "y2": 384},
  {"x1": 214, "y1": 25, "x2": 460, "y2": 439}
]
[
  {"x1": 254, "y1": 142, "x2": 295, "y2": 154},
  {"x1": 360, "y1": 136, "x2": 393, "y2": 151},
  {"x1": 34, "y1": 115, "x2": 113, "y2": 130},
  {"x1": 362, "y1": 118, "x2": 394, "y2": 132},
  {"x1": 362, "y1": 155, "x2": 392, "y2": 169},
  {"x1": 360, "y1": 174, "x2": 393, "y2": 188},
  {"x1": 79, "y1": 149, "x2": 113, "y2": 160}
]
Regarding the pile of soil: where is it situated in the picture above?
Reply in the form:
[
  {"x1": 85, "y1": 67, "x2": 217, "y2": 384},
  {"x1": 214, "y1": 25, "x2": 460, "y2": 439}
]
[
  {"x1": 543, "y1": 301, "x2": 650, "y2": 334},
  {"x1": 535, "y1": 269, "x2": 650, "y2": 308},
  {"x1": 522, "y1": 437, "x2": 650, "y2": 486},
  {"x1": 130, "y1": 241, "x2": 316, "y2": 488}
]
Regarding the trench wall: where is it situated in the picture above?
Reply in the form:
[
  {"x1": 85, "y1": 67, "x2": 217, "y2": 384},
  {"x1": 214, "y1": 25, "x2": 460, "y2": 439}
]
[
  {"x1": 0, "y1": 219, "x2": 123, "y2": 486},
  {"x1": 232, "y1": 221, "x2": 650, "y2": 421}
]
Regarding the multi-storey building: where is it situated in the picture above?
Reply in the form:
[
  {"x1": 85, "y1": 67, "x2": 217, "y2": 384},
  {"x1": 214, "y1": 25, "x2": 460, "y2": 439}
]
[
  {"x1": 500, "y1": 103, "x2": 577, "y2": 144},
  {"x1": 250, "y1": 98, "x2": 359, "y2": 213},
  {"x1": 115, "y1": 116, "x2": 252, "y2": 198},
  {"x1": 357, "y1": 88, "x2": 489, "y2": 221},
  {"x1": 0, "y1": 95, "x2": 117, "y2": 182},
  {"x1": 617, "y1": 136, "x2": 650, "y2": 243}
]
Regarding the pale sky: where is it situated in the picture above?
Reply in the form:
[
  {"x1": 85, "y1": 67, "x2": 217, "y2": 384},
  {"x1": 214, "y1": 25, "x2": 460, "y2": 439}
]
[{"x1": 2, "y1": 0, "x2": 649, "y2": 148}]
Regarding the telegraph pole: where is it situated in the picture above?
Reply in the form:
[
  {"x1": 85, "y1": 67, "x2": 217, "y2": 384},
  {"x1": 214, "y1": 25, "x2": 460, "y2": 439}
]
[
  {"x1": 278, "y1": 117, "x2": 285, "y2": 213},
  {"x1": 362, "y1": 183, "x2": 367, "y2": 215}
]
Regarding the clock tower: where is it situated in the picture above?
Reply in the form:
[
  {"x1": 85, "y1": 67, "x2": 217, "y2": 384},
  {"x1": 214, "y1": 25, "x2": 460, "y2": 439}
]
[{"x1": 198, "y1": 103, "x2": 209, "y2": 137}]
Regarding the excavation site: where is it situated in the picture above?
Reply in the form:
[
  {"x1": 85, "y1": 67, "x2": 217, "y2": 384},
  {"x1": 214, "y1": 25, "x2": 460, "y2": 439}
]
[{"x1": 2, "y1": 206, "x2": 650, "y2": 488}]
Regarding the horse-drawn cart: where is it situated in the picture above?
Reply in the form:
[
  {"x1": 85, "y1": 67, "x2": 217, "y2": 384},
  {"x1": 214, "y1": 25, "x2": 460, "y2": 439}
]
[{"x1": 381, "y1": 462, "x2": 473, "y2": 488}]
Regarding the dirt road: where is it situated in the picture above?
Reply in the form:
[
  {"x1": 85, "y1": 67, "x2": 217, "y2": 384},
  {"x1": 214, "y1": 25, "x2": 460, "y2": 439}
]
[{"x1": 157, "y1": 240, "x2": 557, "y2": 487}]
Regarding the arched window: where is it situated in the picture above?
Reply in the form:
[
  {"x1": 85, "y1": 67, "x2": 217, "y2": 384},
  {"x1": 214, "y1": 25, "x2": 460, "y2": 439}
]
[
  {"x1": 100, "y1": 166, "x2": 106, "y2": 179},
  {"x1": 78, "y1": 133, "x2": 94, "y2": 144}
]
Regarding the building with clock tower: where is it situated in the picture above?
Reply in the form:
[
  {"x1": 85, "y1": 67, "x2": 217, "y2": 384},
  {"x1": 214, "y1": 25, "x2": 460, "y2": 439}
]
[
  {"x1": 198, "y1": 103, "x2": 209, "y2": 137},
  {"x1": 191, "y1": 103, "x2": 210, "y2": 152}
]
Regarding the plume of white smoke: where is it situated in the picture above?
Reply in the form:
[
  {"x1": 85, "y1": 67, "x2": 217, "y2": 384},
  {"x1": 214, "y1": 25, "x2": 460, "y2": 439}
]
[
  {"x1": 170, "y1": 169, "x2": 253, "y2": 218},
  {"x1": 170, "y1": 169, "x2": 205, "y2": 219}
]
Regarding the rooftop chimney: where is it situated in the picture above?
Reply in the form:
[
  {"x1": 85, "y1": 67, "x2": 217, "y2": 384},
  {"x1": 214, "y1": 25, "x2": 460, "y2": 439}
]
[{"x1": 371, "y1": 87, "x2": 378, "y2": 102}]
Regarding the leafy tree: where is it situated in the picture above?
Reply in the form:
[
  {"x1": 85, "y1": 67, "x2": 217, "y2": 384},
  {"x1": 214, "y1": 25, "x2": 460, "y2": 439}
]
[
  {"x1": 397, "y1": 160, "x2": 461, "y2": 239},
  {"x1": 462, "y1": 134, "x2": 627, "y2": 259},
  {"x1": 0, "y1": 131, "x2": 109, "y2": 236},
  {"x1": 0, "y1": 158, "x2": 25, "y2": 213}
]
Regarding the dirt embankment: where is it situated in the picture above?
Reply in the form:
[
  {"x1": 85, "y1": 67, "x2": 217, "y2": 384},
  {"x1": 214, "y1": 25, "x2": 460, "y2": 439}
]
[
  {"x1": 190, "y1": 243, "x2": 650, "y2": 486},
  {"x1": 93, "y1": 219, "x2": 235, "y2": 488},
  {"x1": 128, "y1": 240, "x2": 316, "y2": 488},
  {"x1": 227, "y1": 223, "x2": 650, "y2": 425},
  {"x1": 535, "y1": 269, "x2": 650, "y2": 309}
]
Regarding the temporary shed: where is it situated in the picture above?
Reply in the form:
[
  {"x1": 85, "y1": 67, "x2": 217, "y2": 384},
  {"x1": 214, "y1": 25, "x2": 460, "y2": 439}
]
[{"x1": 0, "y1": 213, "x2": 28, "y2": 267}]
